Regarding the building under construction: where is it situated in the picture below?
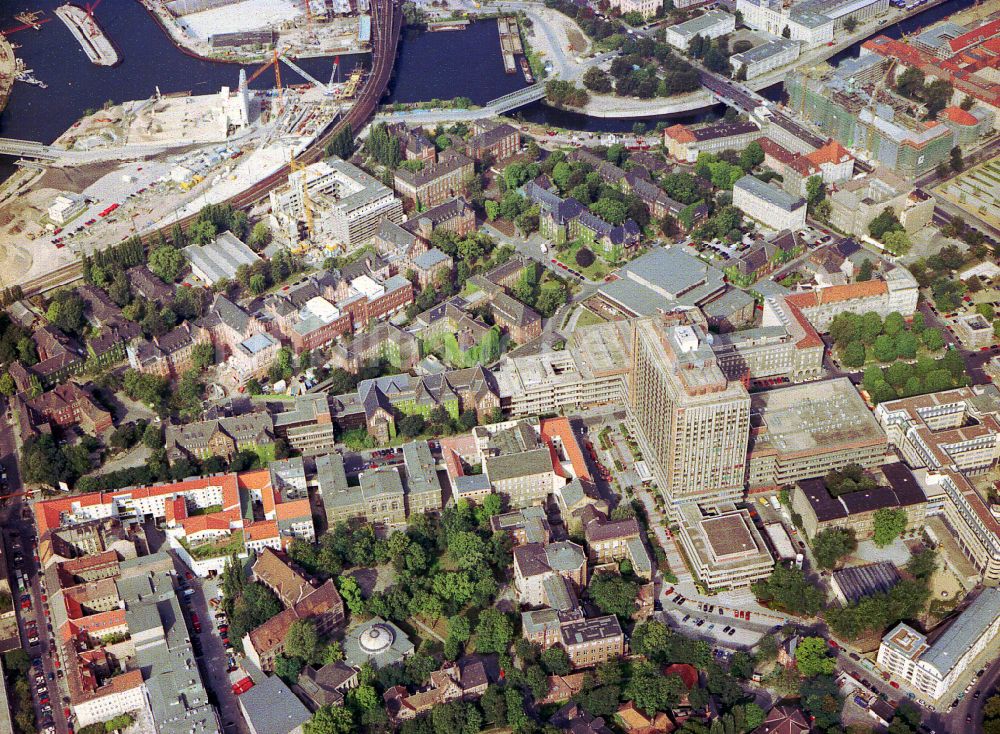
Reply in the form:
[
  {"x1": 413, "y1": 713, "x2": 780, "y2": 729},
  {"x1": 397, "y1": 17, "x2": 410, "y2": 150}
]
[
  {"x1": 785, "y1": 50, "x2": 993, "y2": 178},
  {"x1": 268, "y1": 157, "x2": 403, "y2": 250}
]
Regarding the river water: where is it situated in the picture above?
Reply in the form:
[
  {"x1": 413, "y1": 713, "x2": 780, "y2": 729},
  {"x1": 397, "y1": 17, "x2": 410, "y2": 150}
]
[{"x1": 0, "y1": 0, "x2": 980, "y2": 179}]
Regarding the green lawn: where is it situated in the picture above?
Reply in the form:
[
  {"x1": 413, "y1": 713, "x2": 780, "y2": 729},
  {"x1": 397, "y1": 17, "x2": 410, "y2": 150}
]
[
  {"x1": 181, "y1": 530, "x2": 245, "y2": 560},
  {"x1": 575, "y1": 308, "x2": 606, "y2": 328},
  {"x1": 556, "y1": 239, "x2": 610, "y2": 281},
  {"x1": 254, "y1": 443, "x2": 277, "y2": 466}
]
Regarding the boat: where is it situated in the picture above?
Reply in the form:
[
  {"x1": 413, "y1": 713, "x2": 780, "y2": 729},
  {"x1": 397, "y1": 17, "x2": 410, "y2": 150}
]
[{"x1": 520, "y1": 57, "x2": 533, "y2": 84}]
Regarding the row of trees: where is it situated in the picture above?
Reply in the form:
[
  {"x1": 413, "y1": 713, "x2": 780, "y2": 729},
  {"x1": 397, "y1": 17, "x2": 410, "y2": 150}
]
[
  {"x1": 3, "y1": 650, "x2": 37, "y2": 734},
  {"x1": 830, "y1": 310, "x2": 947, "y2": 369},
  {"x1": 861, "y1": 347, "x2": 968, "y2": 404}
]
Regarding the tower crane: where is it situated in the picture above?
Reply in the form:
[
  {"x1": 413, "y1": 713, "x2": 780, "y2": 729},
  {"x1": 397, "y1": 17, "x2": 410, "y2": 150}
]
[
  {"x1": 288, "y1": 155, "x2": 315, "y2": 243},
  {"x1": 862, "y1": 56, "x2": 897, "y2": 156},
  {"x1": 247, "y1": 48, "x2": 283, "y2": 94}
]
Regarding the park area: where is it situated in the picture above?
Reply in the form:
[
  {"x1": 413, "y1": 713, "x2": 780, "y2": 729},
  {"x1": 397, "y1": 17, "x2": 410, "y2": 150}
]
[
  {"x1": 827, "y1": 311, "x2": 967, "y2": 403},
  {"x1": 555, "y1": 239, "x2": 611, "y2": 281}
]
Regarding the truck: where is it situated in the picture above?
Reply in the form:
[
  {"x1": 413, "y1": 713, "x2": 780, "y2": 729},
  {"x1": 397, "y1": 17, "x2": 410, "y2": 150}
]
[{"x1": 769, "y1": 496, "x2": 781, "y2": 511}]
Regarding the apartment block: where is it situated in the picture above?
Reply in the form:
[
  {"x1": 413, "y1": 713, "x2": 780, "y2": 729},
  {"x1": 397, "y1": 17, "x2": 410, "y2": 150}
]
[
  {"x1": 790, "y1": 462, "x2": 928, "y2": 539},
  {"x1": 127, "y1": 321, "x2": 212, "y2": 379},
  {"x1": 466, "y1": 121, "x2": 521, "y2": 162},
  {"x1": 710, "y1": 320, "x2": 824, "y2": 384},
  {"x1": 34, "y1": 469, "x2": 315, "y2": 577},
  {"x1": 393, "y1": 149, "x2": 474, "y2": 208},
  {"x1": 608, "y1": 0, "x2": 662, "y2": 18},
  {"x1": 730, "y1": 38, "x2": 800, "y2": 81},
  {"x1": 581, "y1": 507, "x2": 653, "y2": 579},
  {"x1": 829, "y1": 167, "x2": 934, "y2": 237},
  {"x1": 560, "y1": 615, "x2": 626, "y2": 669},
  {"x1": 663, "y1": 10, "x2": 735, "y2": 50},
  {"x1": 629, "y1": 318, "x2": 751, "y2": 511},
  {"x1": 164, "y1": 411, "x2": 274, "y2": 464},
  {"x1": 877, "y1": 588, "x2": 1000, "y2": 700},
  {"x1": 733, "y1": 175, "x2": 807, "y2": 232},
  {"x1": 664, "y1": 120, "x2": 762, "y2": 163},
  {"x1": 316, "y1": 444, "x2": 443, "y2": 528},
  {"x1": 766, "y1": 268, "x2": 919, "y2": 333},
  {"x1": 917, "y1": 469, "x2": 1000, "y2": 586},
  {"x1": 272, "y1": 394, "x2": 337, "y2": 455},
  {"x1": 513, "y1": 541, "x2": 587, "y2": 608},
  {"x1": 875, "y1": 387, "x2": 1000, "y2": 475},
  {"x1": 495, "y1": 321, "x2": 632, "y2": 418},
  {"x1": 482, "y1": 421, "x2": 561, "y2": 508}
]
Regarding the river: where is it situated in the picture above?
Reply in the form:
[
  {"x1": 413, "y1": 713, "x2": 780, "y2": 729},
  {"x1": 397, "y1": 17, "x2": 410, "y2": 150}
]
[
  {"x1": 0, "y1": 0, "x2": 362, "y2": 181},
  {"x1": 0, "y1": 0, "x2": 981, "y2": 180}
]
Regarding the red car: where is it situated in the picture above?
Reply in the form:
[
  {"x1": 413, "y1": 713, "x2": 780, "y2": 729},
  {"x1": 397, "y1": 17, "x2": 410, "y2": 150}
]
[{"x1": 890, "y1": 681, "x2": 900, "y2": 689}]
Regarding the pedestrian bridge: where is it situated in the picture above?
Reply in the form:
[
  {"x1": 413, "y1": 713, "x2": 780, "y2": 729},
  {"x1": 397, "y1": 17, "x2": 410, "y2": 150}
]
[{"x1": 485, "y1": 83, "x2": 546, "y2": 114}]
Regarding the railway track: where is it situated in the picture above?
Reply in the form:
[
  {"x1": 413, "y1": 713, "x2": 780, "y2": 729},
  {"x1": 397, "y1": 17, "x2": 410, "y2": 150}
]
[{"x1": 20, "y1": 0, "x2": 402, "y2": 298}]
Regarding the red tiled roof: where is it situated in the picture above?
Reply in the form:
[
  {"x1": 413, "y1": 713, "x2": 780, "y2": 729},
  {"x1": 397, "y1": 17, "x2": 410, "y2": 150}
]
[
  {"x1": 35, "y1": 472, "x2": 246, "y2": 534},
  {"x1": 181, "y1": 515, "x2": 231, "y2": 535},
  {"x1": 663, "y1": 663, "x2": 699, "y2": 690},
  {"x1": 540, "y1": 417, "x2": 591, "y2": 481},
  {"x1": 863, "y1": 35, "x2": 1000, "y2": 108},
  {"x1": 759, "y1": 137, "x2": 818, "y2": 177},
  {"x1": 805, "y1": 139, "x2": 852, "y2": 166},
  {"x1": 245, "y1": 520, "x2": 279, "y2": 542},
  {"x1": 942, "y1": 106, "x2": 979, "y2": 126},
  {"x1": 948, "y1": 18, "x2": 1000, "y2": 53},
  {"x1": 784, "y1": 280, "x2": 888, "y2": 309},
  {"x1": 664, "y1": 124, "x2": 695, "y2": 144}
]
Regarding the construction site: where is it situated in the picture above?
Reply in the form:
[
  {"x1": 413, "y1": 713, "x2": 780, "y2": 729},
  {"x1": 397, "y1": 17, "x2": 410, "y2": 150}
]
[
  {"x1": 142, "y1": 0, "x2": 372, "y2": 61},
  {"x1": 784, "y1": 13, "x2": 1000, "y2": 179},
  {"x1": 0, "y1": 54, "x2": 363, "y2": 288}
]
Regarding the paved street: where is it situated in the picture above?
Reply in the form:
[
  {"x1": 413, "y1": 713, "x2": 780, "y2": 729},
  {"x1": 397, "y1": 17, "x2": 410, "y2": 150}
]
[{"x1": 3, "y1": 505, "x2": 67, "y2": 734}]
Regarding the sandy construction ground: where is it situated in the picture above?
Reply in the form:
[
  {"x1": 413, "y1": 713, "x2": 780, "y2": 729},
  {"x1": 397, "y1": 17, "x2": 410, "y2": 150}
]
[{"x1": 177, "y1": 0, "x2": 302, "y2": 38}]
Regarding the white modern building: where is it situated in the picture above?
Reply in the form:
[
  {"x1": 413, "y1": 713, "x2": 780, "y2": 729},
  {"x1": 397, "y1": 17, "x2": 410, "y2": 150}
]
[
  {"x1": 48, "y1": 193, "x2": 87, "y2": 225},
  {"x1": 730, "y1": 39, "x2": 800, "y2": 80},
  {"x1": 608, "y1": 0, "x2": 663, "y2": 18},
  {"x1": 733, "y1": 175, "x2": 807, "y2": 231},
  {"x1": 876, "y1": 588, "x2": 1000, "y2": 700},
  {"x1": 664, "y1": 9, "x2": 736, "y2": 50},
  {"x1": 737, "y1": 0, "x2": 888, "y2": 46},
  {"x1": 736, "y1": 0, "x2": 833, "y2": 46}
]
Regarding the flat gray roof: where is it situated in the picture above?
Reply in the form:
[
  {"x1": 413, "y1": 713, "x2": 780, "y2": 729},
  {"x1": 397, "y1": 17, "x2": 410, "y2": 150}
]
[
  {"x1": 238, "y1": 674, "x2": 311, "y2": 734},
  {"x1": 749, "y1": 377, "x2": 885, "y2": 456},
  {"x1": 667, "y1": 9, "x2": 734, "y2": 40},
  {"x1": 730, "y1": 38, "x2": 799, "y2": 65},
  {"x1": 183, "y1": 230, "x2": 260, "y2": 284},
  {"x1": 735, "y1": 175, "x2": 805, "y2": 214}
]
